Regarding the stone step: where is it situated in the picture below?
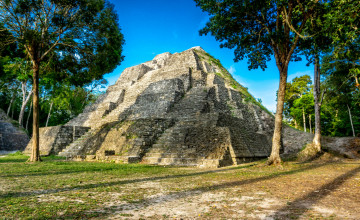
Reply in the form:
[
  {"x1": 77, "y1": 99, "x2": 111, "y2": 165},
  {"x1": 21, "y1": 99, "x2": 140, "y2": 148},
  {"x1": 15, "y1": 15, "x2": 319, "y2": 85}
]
[
  {"x1": 144, "y1": 152, "x2": 205, "y2": 159},
  {"x1": 145, "y1": 148, "x2": 202, "y2": 156},
  {"x1": 95, "y1": 155, "x2": 140, "y2": 163},
  {"x1": 58, "y1": 129, "x2": 95, "y2": 157},
  {"x1": 142, "y1": 157, "x2": 202, "y2": 166},
  {"x1": 156, "y1": 137, "x2": 183, "y2": 142}
]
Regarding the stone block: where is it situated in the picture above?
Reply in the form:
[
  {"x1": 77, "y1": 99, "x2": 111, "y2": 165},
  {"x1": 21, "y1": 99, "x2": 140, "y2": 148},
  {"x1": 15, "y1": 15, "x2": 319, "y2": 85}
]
[{"x1": 37, "y1": 47, "x2": 282, "y2": 167}]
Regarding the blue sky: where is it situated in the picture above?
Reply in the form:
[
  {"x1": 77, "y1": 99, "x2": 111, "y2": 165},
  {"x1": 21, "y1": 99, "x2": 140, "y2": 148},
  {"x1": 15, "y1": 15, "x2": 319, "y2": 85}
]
[{"x1": 104, "y1": 0, "x2": 314, "y2": 112}]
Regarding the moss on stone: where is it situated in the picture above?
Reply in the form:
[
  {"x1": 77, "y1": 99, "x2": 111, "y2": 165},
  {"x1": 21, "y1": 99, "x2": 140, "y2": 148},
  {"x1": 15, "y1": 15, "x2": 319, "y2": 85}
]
[
  {"x1": 194, "y1": 49, "x2": 272, "y2": 116},
  {"x1": 125, "y1": 133, "x2": 138, "y2": 140}
]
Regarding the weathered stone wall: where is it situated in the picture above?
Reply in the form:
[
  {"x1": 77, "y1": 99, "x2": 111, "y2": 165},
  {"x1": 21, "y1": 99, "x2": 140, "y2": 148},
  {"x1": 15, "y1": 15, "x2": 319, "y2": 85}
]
[
  {"x1": 24, "y1": 126, "x2": 90, "y2": 156},
  {"x1": 39, "y1": 47, "x2": 329, "y2": 167},
  {"x1": 54, "y1": 47, "x2": 278, "y2": 167},
  {"x1": 0, "y1": 108, "x2": 29, "y2": 152}
]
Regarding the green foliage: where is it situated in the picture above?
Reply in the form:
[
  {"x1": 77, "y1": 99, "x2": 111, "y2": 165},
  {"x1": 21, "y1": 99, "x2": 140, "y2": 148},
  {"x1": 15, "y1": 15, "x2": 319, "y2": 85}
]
[
  {"x1": 284, "y1": 63, "x2": 360, "y2": 137},
  {"x1": 0, "y1": 82, "x2": 100, "y2": 134},
  {"x1": 0, "y1": 0, "x2": 124, "y2": 138},
  {"x1": 6, "y1": 151, "x2": 24, "y2": 156},
  {"x1": 125, "y1": 133, "x2": 137, "y2": 140},
  {"x1": 320, "y1": 54, "x2": 360, "y2": 136},
  {"x1": 43, "y1": 85, "x2": 100, "y2": 127},
  {"x1": 194, "y1": 0, "x2": 318, "y2": 70},
  {"x1": 283, "y1": 75, "x2": 313, "y2": 125},
  {"x1": 289, "y1": 93, "x2": 314, "y2": 126}
]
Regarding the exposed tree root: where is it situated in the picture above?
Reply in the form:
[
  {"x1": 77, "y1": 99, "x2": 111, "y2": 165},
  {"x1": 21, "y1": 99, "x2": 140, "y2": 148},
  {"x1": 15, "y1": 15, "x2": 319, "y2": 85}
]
[
  {"x1": 266, "y1": 155, "x2": 282, "y2": 166},
  {"x1": 297, "y1": 143, "x2": 322, "y2": 162}
]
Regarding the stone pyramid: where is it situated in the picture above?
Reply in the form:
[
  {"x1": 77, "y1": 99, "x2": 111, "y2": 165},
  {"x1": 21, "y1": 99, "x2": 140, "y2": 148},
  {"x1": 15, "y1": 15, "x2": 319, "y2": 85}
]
[
  {"x1": 0, "y1": 108, "x2": 29, "y2": 153},
  {"x1": 26, "y1": 47, "x2": 302, "y2": 167}
]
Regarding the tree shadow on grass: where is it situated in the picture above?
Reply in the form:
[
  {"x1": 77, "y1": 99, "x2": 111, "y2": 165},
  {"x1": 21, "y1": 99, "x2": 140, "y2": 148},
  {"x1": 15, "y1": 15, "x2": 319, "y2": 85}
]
[
  {"x1": 51, "y1": 163, "x2": 330, "y2": 219},
  {"x1": 0, "y1": 158, "x2": 28, "y2": 163},
  {"x1": 268, "y1": 165, "x2": 360, "y2": 219},
  {"x1": 0, "y1": 163, "x2": 255, "y2": 198},
  {"x1": 0, "y1": 155, "x2": 64, "y2": 164},
  {"x1": 0, "y1": 164, "x2": 123, "y2": 178},
  {"x1": 0, "y1": 166, "x2": 121, "y2": 178}
]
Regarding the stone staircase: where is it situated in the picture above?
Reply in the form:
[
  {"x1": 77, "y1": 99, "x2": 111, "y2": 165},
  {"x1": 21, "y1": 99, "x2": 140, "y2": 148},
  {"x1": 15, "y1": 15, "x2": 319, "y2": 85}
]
[
  {"x1": 141, "y1": 123, "x2": 205, "y2": 166},
  {"x1": 140, "y1": 86, "x2": 218, "y2": 166},
  {"x1": 58, "y1": 129, "x2": 95, "y2": 158},
  {"x1": 169, "y1": 86, "x2": 209, "y2": 117}
]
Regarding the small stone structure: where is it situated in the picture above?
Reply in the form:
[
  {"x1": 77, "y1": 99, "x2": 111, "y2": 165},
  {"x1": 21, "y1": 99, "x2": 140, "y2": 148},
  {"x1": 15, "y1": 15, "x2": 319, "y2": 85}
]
[
  {"x1": 24, "y1": 126, "x2": 90, "y2": 156},
  {"x1": 25, "y1": 47, "x2": 312, "y2": 167},
  {"x1": 0, "y1": 108, "x2": 29, "y2": 152}
]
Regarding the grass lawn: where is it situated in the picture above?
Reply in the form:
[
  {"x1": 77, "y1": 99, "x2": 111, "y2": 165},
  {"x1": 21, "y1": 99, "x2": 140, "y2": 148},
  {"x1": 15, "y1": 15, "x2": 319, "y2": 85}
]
[{"x1": 0, "y1": 152, "x2": 359, "y2": 219}]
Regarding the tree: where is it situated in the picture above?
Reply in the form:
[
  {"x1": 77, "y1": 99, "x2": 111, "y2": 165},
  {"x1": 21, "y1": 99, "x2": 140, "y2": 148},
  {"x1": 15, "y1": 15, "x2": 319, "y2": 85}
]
[
  {"x1": 0, "y1": 0, "x2": 124, "y2": 161},
  {"x1": 295, "y1": 1, "x2": 334, "y2": 157},
  {"x1": 4, "y1": 58, "x2": 33, "y2": 126},
  {"x1": 322, "y1": 57, "x2": 360, "y2": 137},
  {"x1": 299, "y1": 0, "x2": 360, "y2": 157},
  {"x1": 0, "y1": 22, "x2": 21, "y2": 118},
  {"x1": 289, "y1": 93, "x2": 314, "y2": 131},
  {"x1": 283, "y1": 75, "x2": 312, "y2": 128},
  {"x1": 195, "y1": 0, "x2": 318, "y2": 165}
]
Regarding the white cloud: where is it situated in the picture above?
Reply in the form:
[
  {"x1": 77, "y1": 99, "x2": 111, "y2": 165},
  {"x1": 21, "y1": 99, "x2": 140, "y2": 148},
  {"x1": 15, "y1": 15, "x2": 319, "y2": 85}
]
[
  {"x1": 288, "y1": 70, "x2": 313, "y2": 82},
  {"x1": 228, "y1": 65, "x2": 236, "y2": 74},
  {"x1": 250, "y1": 80, "x2": 278, "y2": 113}
]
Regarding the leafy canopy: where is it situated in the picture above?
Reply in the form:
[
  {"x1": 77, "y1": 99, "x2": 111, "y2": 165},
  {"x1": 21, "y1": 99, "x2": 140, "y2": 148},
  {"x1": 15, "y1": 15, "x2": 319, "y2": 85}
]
[
  {"x1": 194, "y1": 0, "x2": 320, "y2": 71},
  {"x1": 0, "y1": 0, "x2": 125, "y2": 86}
]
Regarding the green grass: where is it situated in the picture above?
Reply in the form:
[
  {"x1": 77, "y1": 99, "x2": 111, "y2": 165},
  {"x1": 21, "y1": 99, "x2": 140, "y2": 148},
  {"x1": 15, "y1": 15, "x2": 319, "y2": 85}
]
[
  {"x1": 0, "y1": 154, "x2": 253, "y2": 219},
  {"x1": 0, "y1": 153, "x2": 176, "y2": 219},
  {"x1": 1, "y1": 153, "x2": 358, "y2": 219}
]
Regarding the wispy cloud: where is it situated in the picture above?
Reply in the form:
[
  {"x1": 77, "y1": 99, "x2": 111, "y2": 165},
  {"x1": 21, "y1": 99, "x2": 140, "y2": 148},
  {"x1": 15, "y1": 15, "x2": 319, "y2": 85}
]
[
  {"x1": 228, "y1": 65, "x2": 236, "y2": 75},
  {"x1": 288, "y1": 70, "x2": 313, "y2": 82}
]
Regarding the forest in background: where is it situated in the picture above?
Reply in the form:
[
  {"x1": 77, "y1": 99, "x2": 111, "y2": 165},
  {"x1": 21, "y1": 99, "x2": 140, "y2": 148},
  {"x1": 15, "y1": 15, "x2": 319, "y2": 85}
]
[
  {"x1": 1, "y1": 50, "x2": 358, "y2": 138},
  {"x1": 0, "y1": 0, "x2": 358, "y2": 143},
  {"x1": 0, "y1": 23, "x2": 108, "y2": 133},
  {"x1": 284, "y1": 68, "x2": 359, "y2": 137}
]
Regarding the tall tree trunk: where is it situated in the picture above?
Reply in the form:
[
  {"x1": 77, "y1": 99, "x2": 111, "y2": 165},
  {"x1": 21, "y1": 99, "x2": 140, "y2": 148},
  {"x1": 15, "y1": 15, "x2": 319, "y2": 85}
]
[
  {"x1": 312, "y1": 56, "x2": 322, "y2": 152},
  {"x1": 26, "y1": 99, "x2": 33, "y2": 132},
  {"x1": 45, "y1": 101, "x2": 53, "y2": 127},
  {"x1": 309, "y1": 115, "x2": 312, "y2": 134},
  {"x1": 7, "y1": 91, "x2": 16, "y2": 116},
  {"x1": 298, "y1": 56, "x2": 322, "y2": 161},
  {"x1": 294, "y1": 120, "x2": 298, "y2": 129},
  {"x1": 11, "y1": 104, "x2": 15, "y2": 119},
  {"x1": 303, "y1": 107, "x2": 307, "y2": 132},
  {"x1": 268, "y1": 68, "x2": 288, "y2": 165},
  {"x1": 29, "y1": 61, "x2": 41, "y2": 162},
  {"x1": 347, "y1": 104, "x2": 355, "y2": 137},
  {"x1": 18, "y1": 81, "x2": 33, "y2": 127}
]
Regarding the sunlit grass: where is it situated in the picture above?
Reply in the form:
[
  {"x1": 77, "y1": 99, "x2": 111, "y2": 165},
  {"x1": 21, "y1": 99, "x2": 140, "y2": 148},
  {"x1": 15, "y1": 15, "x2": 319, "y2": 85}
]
[{"x1": 0, "y1": 152, "x2": 358, "y2": 219}]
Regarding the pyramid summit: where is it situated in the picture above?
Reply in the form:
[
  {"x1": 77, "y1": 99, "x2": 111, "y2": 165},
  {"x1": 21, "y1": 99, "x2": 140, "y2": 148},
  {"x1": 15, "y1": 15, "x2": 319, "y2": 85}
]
[{"x1": 25, "y1": 47, "x2": 307, "y2": 167}]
